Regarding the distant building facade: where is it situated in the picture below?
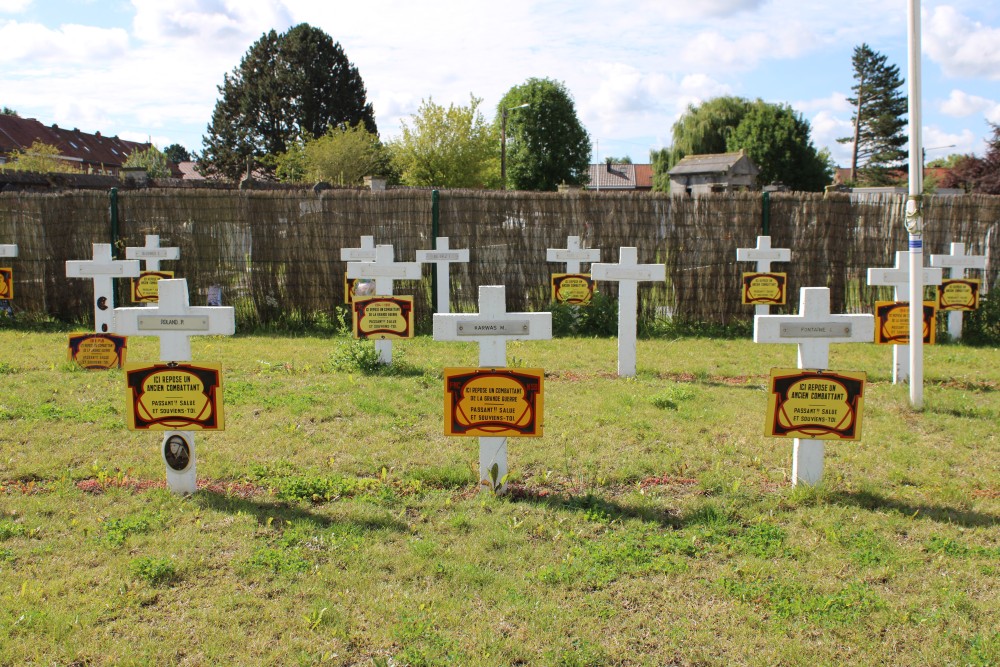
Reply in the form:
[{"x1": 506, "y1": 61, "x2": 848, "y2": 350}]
[{"x1": 667, "y1": 151, "x2": 759, "y2": 196}]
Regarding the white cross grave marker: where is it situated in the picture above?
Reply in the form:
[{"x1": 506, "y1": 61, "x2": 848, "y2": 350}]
[
  {"x1": 66, "y1": 243, "x2": 141, "y2": 333},
  {"x1": 416, "y1": 237, "x2": 469, "y2": 314},
  {"x1": 340, "y1": 235, "x2": 376, "y2": 263},
  {"x1": 434, "y1": 285, "x2": 552, "y2": 492},
  {"x1": 754, "y1": 287, "x2": 875, "y2": 486},
  {"x1": 114, "y1": 278, "x2": 236, "y2": 494},
  {"x1": 126, "y1": 234, "x2": 181, "y2": 307},
  {"x1": 591, "y1": 247, "x2": 666, "y2": 377},
  {"x1": 0, "y1": 244, "x2": 17, "y2": 258},
  {"x1": 737, "y1": 235, "x2": 792, "y2": 317},
  {"x1": 867, "y1": 251, "x2": 943, "y2": 384},
  {"x1": 930, "y1": 242, "x2": 986, "y2": 340},
  {"x1": 126, "y1": 234, "x2": 180, "y2": 272},
  {"x1": 347, "y1": 244, "x2": 421, "y2": 364},
  {"x1": 547, "y1": 235, "x2": 601, "y2": 274}
]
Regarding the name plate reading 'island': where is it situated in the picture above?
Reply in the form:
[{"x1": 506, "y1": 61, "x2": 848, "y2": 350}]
[
  {"x1": 457, "y1": 320, "x2": 530, "y2": 336},
  {"x1": 137, "y1": 315, "x2": 210, "y2": 331},
  {"x1": 766, "y1": 368, "x2": 866, "y2": 441},
  {"x1": 444, "y1": 367, "x2": 543, "y2": 437},
  {"x1": 780, "y1": 323, "x2": 854, "y2": 338},
  {"x1": 125, "y1": 362, "x2": 224, "y2": 430}
]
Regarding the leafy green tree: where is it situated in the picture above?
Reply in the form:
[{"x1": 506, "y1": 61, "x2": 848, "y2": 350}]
[
  {"x1": 201, "y1": 23, "x2": 376, "y2": 181},
  {"x1": 163, "y1": 144, "x2": 191, "y2": 164},
  {"x1": 838, "y1": 43, "x2": 907, "y2": 183},
  {"x1": 123, "y1": 145, "x2": 172, "y2": 178},
  {"x1": 1, "y1": 107, "x2": 17, "y2": 116},
  {"x1": 604, "y1": 156, "x2": 632, "y2": 164},
  {"x1": 275, "y1": 122, "x2": 394, "y2": 185},
  {"x1": 725, "y1": 100, "x2": 832, "y2": 191},
  {"x1": 391, "y1": 95, "x2": 500, "y2": 188},
  {"x1": 650, "y1": 96, "x2": 751, "y2": 191},
  {"x1": 2, "y1": 141, "x2": 80, "y2": 173},
  {"x1": 497, "y1": 78, "x2": 591, "y2": 191},
  {"x1": 651, "y1": 96, "x2": 831, "y2": 192}
]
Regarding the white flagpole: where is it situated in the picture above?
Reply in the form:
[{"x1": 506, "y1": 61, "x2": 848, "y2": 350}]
[{"x1": 907, "y1": 0, "x2": 924, "y2": 409}]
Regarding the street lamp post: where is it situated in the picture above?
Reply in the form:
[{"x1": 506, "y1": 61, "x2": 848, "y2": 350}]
[{"x1": 501, "y1": 103, "x2": 529, "y2": 190}]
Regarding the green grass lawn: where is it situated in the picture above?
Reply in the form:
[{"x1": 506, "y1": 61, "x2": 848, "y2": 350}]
[{"x1": 1, "y1": 330, "x2": 998, "y2": 666}]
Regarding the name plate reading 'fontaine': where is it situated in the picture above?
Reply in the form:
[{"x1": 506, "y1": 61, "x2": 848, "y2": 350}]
[
  {"x1": 137, "y1": 316, "x2": 210, "y2": 331},
  {"x1": 457, "y1": 320, "x2": 530, "y2": 336},
  {"x1": 780, "y1": 323, "x2": 853, "y2": 338}
]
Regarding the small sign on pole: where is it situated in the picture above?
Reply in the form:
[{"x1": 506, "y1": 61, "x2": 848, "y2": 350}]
[
  {"x1": 766, "y1": 368, "x2": 866, "y2": 440},
  {"x1": 874, "y1": 301, "x2": 937, "y2": 345},
  {"x1": 741, "y1": 272, "x2": 787, "y2": 306},
  {"x1": 930, "y1": 243, "x2": 986, "y2": 340},
  {"x1": 443, "y1": 368, "x2": 543, "y2": 437},
  {"x1": 346, "y1": 244, "x2": 420, "y2": 364},
  {"x1": 352, "y1": 295, "x2": 415, "y2": 339},
  {"x1": 67, "y1": 333, "x2": 128, "y2": 370},
  {"x1": 736, "y1": 236, "x2": 791, "y2": 316}
]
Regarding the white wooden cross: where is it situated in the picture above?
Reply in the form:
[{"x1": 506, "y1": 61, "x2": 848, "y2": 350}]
[
  {"x1": 114, "y1": 278, "x2": 236, "y2": 495},
  {"x1": 340, "y1": 235, "x2": 376, "y2": 263},
  {"x1": 754, "y1": 287, "x2": 874, "y2": 486},
  {"x1": 867, "y1": 251, "x2": 943, "y2": 384},
  {"x1": 416, "y1": 236, "x2": 469, "y2": 314},
  {"x1": 547, "y1": 235, "x2": 601, "y2": 274},
  {"x1": 433, "y1": 285, "x2": 552, "y2": 492},
  {"x1": 930, "y1": 242, "x2": 986, "y2": 340},
  {"x1": 66, "y1": 243, "x2": 141, "y2": 333},
  {"x1": 126, "y1": 234, "x2": 180, "y2": 272},
  {"x1": 591, "y1": 247, "x2": 666, "y2": 377},
  {"x1": 0, "y1": 244, "x2": 16, "y2": 258},
  {"x1": 737, "y1": 235, "x2": 792, "y2": 316},
  {"x1": 347, "y1": 244, "x2": 421, "y2": 364}
]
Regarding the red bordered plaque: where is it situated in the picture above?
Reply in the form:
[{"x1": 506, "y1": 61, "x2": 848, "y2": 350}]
[
  {"x1": 444, "y1": 367, "x2": 544, "y2": 437},
  {"x1": 125, "y1": 362, "x2": 225, "y2": 430}
]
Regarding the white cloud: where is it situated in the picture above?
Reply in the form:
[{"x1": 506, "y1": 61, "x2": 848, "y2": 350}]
[
  {"x1": 925, "y1": 5, "x2": 1000, "y2": 80},
  {"x1": 808, "y1": 110, "x2": 854, "y2": 165},
  {"x1": 939, "y1": 89, "x2": 1000, "y2": 121},
  {"x1": 0, "y1": 0, "x2": 31, "y2": 12},
  {"x1": 130, "y1": 0, "x2": 292, "y2": 46},
  {"x1": 922, "y1": 125, "x2": 978, "y2": 156},
  {"x1": 794, "y1": 93, "x2": 852, "y2": 114},
  {"x1": 679, "y1": 24, "x2": 815, "y2": 71},
  {"x1": 0, "y1": 20, "x2": 128, "y2": 63}
]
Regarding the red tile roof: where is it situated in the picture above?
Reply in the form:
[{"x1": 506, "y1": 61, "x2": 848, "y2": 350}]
[{"x1": 0, "y1": 115, "x2": 152, "y2": 174}]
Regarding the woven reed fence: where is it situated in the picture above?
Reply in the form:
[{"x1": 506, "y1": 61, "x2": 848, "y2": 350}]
[{"x1": 1, "y1": 188, "x2": 998, "y2": 329}]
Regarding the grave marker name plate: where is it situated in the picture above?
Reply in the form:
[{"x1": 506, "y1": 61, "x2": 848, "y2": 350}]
[
  {"x1": 138, "y1": 316, "x2": 210, "y2": 331},
  {"x1": 457, "y1": 320, "x2": 530, "y2": 336},
  {"x1": 780, "y1": 323, "x2": 853, "y2": 338}
]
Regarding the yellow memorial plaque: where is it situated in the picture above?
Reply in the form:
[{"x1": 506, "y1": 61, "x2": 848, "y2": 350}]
[
  {"x1": 444, "y1": 367, "x2": 544, "y2": 437},
  {"x1": 551, "y1": 273, "x2": 595, "y2": 305},
  {"x1": 938, "y1": 279, "x2": 980, "y2": 312},
  {"x1": 125, "y1": 362, "x2": 224, "y2": 430},
  {"x1": 742, "y1": 272, "x2": 787, "y2": 305},
  {"x1": 131, "y1": 270, "x2": 174, "y2": 303},
  {"x1": 766, "y1": 368, "x2": 866, "y2": 440},
  {"x1": 875, "y1": 301, "x2": 937, "y2": 345},
  {"x1": 352, "y1": 295, "x2": 414, "y2": 339},
  {"x1": 67, "y1": 333, "x2": 127, "y2": 370},
  {"x1": 0, "y1": 268, "x2": 12, "y2": 299}
]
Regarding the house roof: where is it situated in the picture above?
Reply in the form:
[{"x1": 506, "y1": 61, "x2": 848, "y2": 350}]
[
  {"x1": 668, "y1": 151, "x2": 757, "y2": 176},
  {"x1": 0, "y1": 115, "x2": 151, "y2": 169},
  {"x1": 633, "y1": 164, "x2": 653, "y2": 189},
  {"x1": 587, "y1": 162, "x2": 635, "y2": 189}
]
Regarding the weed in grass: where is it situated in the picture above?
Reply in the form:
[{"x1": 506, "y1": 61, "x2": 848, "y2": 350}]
[
  {"x1": 0, "y1": 520, "x2": 30, "y2": 540},
  {"x1": 240, "y1": 546, "x2": 311, "y2": 576},
  {"x1": 0, "y1": 547, "x2": 14, "y2": 563},
  {"x1": 100, "y1": 513, "x2": 159, "y2": 547},
  {"x1": 394, "y1": 608, "x2": 466, "y2": 666},
  {"x1": 925, "y1": 535, "x2": 971, "y2": 557},
  {"x1": 404, "y1": 463, "x2": 475, "y2": 489},
  {"x1": 964, "y1": 631, "x2": 1000, "y2": 667},
  {"x1": 129, "y1": 556, "x2": 178, "y2": 586},
  {"x1": 650, "y1": 384, "x2": 696, "y2": 410},
  {"x1": 837, "y1": 527, "x2": 895, "y2": 567},
  {"x1": 735, "y1": 522, "x2": 789, "y2": 559},
  {"x1": 717, "y1": 575, "x2": 884, "y2": 626},
  {"x1": 0, "y1": 361, "x2": 15, "y2": 374}
]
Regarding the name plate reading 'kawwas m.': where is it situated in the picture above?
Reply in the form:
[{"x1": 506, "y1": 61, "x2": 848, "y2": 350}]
[
  {"x1": 780, "y1": 323, "x2": 854, "y2": 338},
  {"x1": 137, "y1": 316, "x2": 210, "y2": 331},
  {"x1": 457, "y1": 320, "x2": 530, "y2": 336}
]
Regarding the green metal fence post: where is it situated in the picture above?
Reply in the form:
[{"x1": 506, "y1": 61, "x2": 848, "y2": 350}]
[
  {"x1": 762, "y1": 190, "x2": 770, "y2": 236},
  {"x1": 431, "y1": 189, "x2": 440, "y2": 313}
]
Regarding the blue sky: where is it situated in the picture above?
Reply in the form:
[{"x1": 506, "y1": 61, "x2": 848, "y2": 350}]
[{"x1": 1, "y1": 0, "x2": 998, "y2": 167}]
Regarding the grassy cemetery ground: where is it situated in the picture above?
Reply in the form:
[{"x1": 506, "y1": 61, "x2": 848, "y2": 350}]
[{"x1": 0, "y1": 328, "x2": 998, "y2": 666}]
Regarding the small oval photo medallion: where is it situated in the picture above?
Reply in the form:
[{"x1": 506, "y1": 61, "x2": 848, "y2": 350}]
[{"x1": 163, "y1": 434, "x2": 192, "y2": 472}]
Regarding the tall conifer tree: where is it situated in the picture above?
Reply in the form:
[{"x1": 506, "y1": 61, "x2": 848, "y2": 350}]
[{"x1": 839, "y1": 43, "x2": 908, "y2": 183}]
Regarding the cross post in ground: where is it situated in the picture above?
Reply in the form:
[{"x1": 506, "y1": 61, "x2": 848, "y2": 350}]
[
  {"x1": 347, "y1": 244, "x2": 421, "y2": 364},
  {"x1": 433, "y1": 285, "x2": 552, "y2": 492},
  {"x1": 416, "y1": 237, "x2": 469, "y2": 314},
  {"x1": 591, "y1": 247, "x2": 666, "y2": 377},
  {"x1": 929, "y1": 242, "x2": 986, "y2": 340},
  {"x1": 754, "y1": 287, "x2": 874, "y2": 486},
  {"x1": 736, "y1": 235, "x2": 792, "y2": 317}
]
